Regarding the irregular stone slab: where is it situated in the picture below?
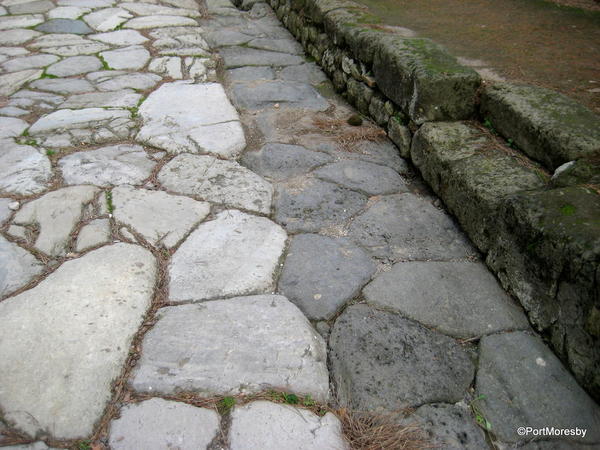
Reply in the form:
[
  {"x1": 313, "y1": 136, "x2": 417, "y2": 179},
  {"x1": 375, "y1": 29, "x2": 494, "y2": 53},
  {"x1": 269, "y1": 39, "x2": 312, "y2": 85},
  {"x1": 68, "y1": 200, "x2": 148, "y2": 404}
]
[
  {"x1": 476, "y1": 331, "x2": 600, "y2": 444},
  {"x1": 132, "y1": 295, "x2": 329, "y2": 401},
  {"x1": 7, "y1": 89, "x2": 64, "y2": 111},
  {"x1": 32, "y1": 40, "x2": 108, "y2": 56},
  {"x1": 8, "y1": 0, "x2": 54, "y2": 14},
  {"x1": 0, "y1": 14, "x2": 44, "y2": 30},
  {"x1": 0, "y1": 117, "x2": 28, "y2": 138},
  {"x1": 0, "y1": 105, "x2": 28, "y2": 116},
  {"x1": 121, "y1": 2, "x2": 201, "y2": 17},
  {"x1": 112, "y1": 186, "x2": 210, "y2": 248},
  {"x1": 75, "y1": 218, "x2": 110, "y2": 252},
  {"x1": 93, "y1": 72, "x2": 161, "y2": 91},
  {"x1": 0, "y1": 69, "x2": 42, "y2": 96},
  {"x1": 0, "y1": 243, "x2": 156, "y2": 439},
  {"x1": 481, "y1": 83, "x2": 600, "y2": 170},
  {"x1": 108, "y1": 398, "x2": 220, "y2": 450},
  {"x1": 59, "y1": 89, "x2": 141, "y2": 109},
  {"x1": 0, "y1": 235, "x2": 43, "y2": 297},
  {"x1": 401, "y1": 403, "x2": 487, "y2": 450},
  {"x1": 48, "y1": 6, "x2": 91, "y2": 19},
  {"x1": 0, "y1": 142, "x2": 52, "y2": 195},
  {"x1": 274, "y1": 178, "x2": 367, "y2": 233},
  {"x1": 148, "y1": 56, "x2": 182, "y2": 78},
  {"x1": 241, "y1": 143, "x2": 332, "y2": 181},
  {"x1": 46, "y1": 55, "x2": 102, "y2": 77},
  {"x1": 29, "y1": 108, "x2": 134, "y2": 146},
  {"x1": 227, "y1": 66, "x2": 275, "y2": 82},
  {"x1": 168, "y1": 210, "x2": 285, "y2": 301},
  {"x1": 137, "y1": 81, "x2": 245, "y2": 158},
  {"x1": 314, "y1": 160, "x2": 408, "y2": 195},
  {"x1": 100, "y1": 45, "x2": 149, "y2": 70},
  {"x1": 35, "y1": 18, "x2": 93, "y2": 34},
  {"x1": 279, "y1": 234, "x2": 376, "y2": 320},
  {"x1": 124, "y1": 15, "x2": 197, "y2": 29},
  {"x1": 0, "y1": 28, "x2": 41, "y2": 45},
  {"x1": 13, "y1": 186, "x2": 99, "y2": 256},
  {"x1": 348, "y1": 194, "x2": 475, "y2": 261},
  {"x1": 231, "y1": 81, "x2": 329, "y2": 111},
  {"x1": 59, "y1": 144, "x2": 155, "y2": 187},
  {"x1": 1, "y1": 54, "x2": 58, "y2": 72},
  {"x1": 205, "y1": 29, "x2": 252, "y2": 47},
  {"x1": 159, "y1": 154, "x2": 272, "y2": 214},
  {"x1": 29, "y1": 77, "x2": 95, "y2": 94},
  {"x1": 248, "y1": 37, "x2": 304, "y2": 55},
  {"x1": 279, "y1": 63, "x2": 328, "y2": 84},
  {"x1": 363, "y1": 261, "x2": 529, "y2": 338},
  {"x1": 220, "y1": 46, "x2": 303, "y2": 68},
  {"x1": 58, "y1": 0, "x2": 114, "y2": 7},
  {"x1": 0, "y1": 198, "x2": 12, "y2": 223},
  {"x1": 229, "y1": 402, "x2": 347, "y2": 450},
  {"x1": 89, "y1": 29, "x2": 147, "y2": 45},
  {"x1": 83, "y1": 7, "x2": 131, "y2": 32},
  {"x1": 330, "y1": 304, "x2": 475, "y2": 411}
]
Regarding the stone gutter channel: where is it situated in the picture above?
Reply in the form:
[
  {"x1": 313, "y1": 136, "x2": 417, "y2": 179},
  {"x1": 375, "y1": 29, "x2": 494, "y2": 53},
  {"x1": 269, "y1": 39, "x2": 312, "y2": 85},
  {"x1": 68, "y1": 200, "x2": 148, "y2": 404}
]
[{"x1": 0, "y1": 0, "x2": 598, "y2": 448}]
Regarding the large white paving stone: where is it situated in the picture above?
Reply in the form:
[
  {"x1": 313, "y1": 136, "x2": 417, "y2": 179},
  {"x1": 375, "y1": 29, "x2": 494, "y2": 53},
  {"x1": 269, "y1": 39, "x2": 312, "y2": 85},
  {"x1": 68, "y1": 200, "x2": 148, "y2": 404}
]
[
  {"x1": 159, "y1": 154, "x2": 271, "y2": 214},
  {"x1": 132, "y1": 295, "x2": 330, "y2": 401},
  {"x1": 229, "y1": 402, "x2": 348, "y2": 450},
  {"x1": 0, "y1": 235, "x2": 43, "y2": 297},
  {"x1": 137, "y1": 81, "x2": 246, "y2": 158},
  {"x1": 100, "y1": 45, "x2": 149, "y2": 70},
  {"x1": 148, "y1": 56, "x2": 182, "y2": 78},
  {"x1": 169, "y1": 209, "x2": 286, "y2": 301},
  {"x1": 124, "y1": 15, "x2": 197, "y2": 29},
  {"x1": 48, "y1": 6, "x2": 91, "y2": 19},
  {"x1": 108, "y1": 398, "x2": 220, "y2": 450},
  {"x1": 0, "y1": 141, "x2": 52, "y2": 195},
  {"x1": 59, "y1": 144, "x2": 156, "y2": 187},
  {"x1": 83, "y1": 7, "x2": 131, "y2": 31},
  {"x1": 112, "y1": 185, "x2": 210, "y2": 248},
  {"x1": 0, "y1": 243, "x2": 156, "y2": 439},
  {"x1": 13, "y1": 185, "x2": 99, "y2": 256}
]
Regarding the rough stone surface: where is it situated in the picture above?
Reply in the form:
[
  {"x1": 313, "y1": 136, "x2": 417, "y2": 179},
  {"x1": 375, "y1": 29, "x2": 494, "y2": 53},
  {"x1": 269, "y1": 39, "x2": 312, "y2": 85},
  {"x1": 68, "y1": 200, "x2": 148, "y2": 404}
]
[
  {"x1": 0, "y1": 69, "x2": 43, "y2": 96},
  {"x1": 220, "y1": 46, "x2": 304, "y2": 68},
  {"x1": 0, "y1": 14, "x2": 44, "y2": 30},
  {"x1": 59, "y1": 89, "x2": 141, "y2": 109},
  {"x1": 0, "y1": 244, "x2": 156, "y2": 439},
  {"x1": 29, "y1": 77, "x2": 95, "y2": 94},
  {"x1": 348, "y1": 194, "x2": 475, "y2": 261},
  {"x1": 476, "y1": 331, "x2": 600, "y2": 443},
  {"x1": 168, "y1": 210, "x2": 286, "y2": 301},
  {"x1": 274, "y1": 178, "x2": 367, "y2": 233},
  {"x1": 137, "y1": 81, "x2": 246, "y2": 158},
  {"x1": 132, "y1": 295, "x2": 329, "y2": 401},
  {"x1": 59, "y1": 145, "x2": 156, "y2": 187},
  {"x1": 93, "y1": 72, "x2": 160, "y2": 91},
  {"x1": 159, "y1": 154, "x2": 272, "y2": 214},
  {"x1": 100, "y1": 45, "x2": 149, "y2": 69},
  {"x1": 229, "y1": 401, "x2": 348, "y2": 450},
  {"x1": 0, "y1": 235, "x2": 43, "y2": 297},
  {"x1": 1, "y1": 54, "x2": 58, "y2": 72},
  {"x1": 0, "y1": 198, "x2": 12, "y2": 223},
  {"x1": 0, "y1": 142, "x2": 52, "y2": 195},
  {"x1": 124, "y1": 15, "x2": 197, "y2": 29},
  {"x1": 279, "y1": 234, "x2": 376, "y2": 320},
  {"x1": 83, "y1": 7, "x2": 131, "y2": 32},
  {"x1": 112, "y1": 186, "x2": 210, "y2": 248},
  {"x1": 330, "y1": 304, "x2": 475, "y2": 411},
  {"x1": 13, "y1": 186, "x2": 99, "y2": 256},
  {"x1": 227, "y1": 66, "x2": 275, "y2": 82},
  {"x1": 108, "y1": 398, "x2": 220, "y2": 450},
  {"x1": 231, "y1": 80, "x2": 329, "y2": 111},
  {"x1": 35, "y1": 18, "x2": 93, "y2": 34},
  {"x1": 89, "y1": 28, "x2": 147, "y2": 45},
  {"x1": 314, "y1": 160, "x2": 408, "y2": 195},
  {"x1": 75, "y1": 218, "x2": 111, "y2": 252},
  {"x1": 401, "y1": 403, "x2": 487, "y2": 450},
  {"x1": 46, "y1": 55, "x2": 102, "y2": 77},
  {"x1": 241, "y1": 143, "x2": 332, "y2": 180},
  {"x1": 363, "y1": 261, "x2": 529, "y2": 338}
]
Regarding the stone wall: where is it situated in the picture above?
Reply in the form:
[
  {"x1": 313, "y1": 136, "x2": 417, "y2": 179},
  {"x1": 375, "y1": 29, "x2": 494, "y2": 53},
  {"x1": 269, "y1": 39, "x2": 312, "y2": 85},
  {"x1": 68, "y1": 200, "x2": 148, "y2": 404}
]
[{"x1": 237, "y1": 0, "x2": 600, "y2": 400}]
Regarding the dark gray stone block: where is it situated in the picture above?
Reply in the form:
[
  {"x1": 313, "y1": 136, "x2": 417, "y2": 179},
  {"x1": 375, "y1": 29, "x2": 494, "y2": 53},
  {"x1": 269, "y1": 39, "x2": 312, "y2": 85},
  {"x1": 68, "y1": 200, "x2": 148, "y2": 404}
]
[
  {"x1": 35, "y1": 19, "x2": 93, "y2": 34},
  {"x1": 231, "y1": 80, "x2": 329, "y2": 110}
]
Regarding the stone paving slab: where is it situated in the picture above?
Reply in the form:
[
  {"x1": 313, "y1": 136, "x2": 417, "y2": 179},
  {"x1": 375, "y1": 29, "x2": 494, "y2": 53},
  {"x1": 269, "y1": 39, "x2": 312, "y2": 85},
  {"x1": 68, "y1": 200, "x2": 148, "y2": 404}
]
[
  {"x1": 132, "y1": 295, "x2": 330, "y2": 401},
  {"x1": 0, "y1": 235, "x2": 43, "y2": 297},
  {"x1": 0, "y1": 244, "x2": 156, "y2": 439}
]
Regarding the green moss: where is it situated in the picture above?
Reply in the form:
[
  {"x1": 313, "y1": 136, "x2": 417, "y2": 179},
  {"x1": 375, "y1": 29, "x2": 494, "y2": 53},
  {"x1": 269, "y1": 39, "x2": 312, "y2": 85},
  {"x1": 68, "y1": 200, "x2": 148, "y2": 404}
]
[
  {"x1": 560, "y1": 204, "x2": 576, "y2": 216},
  {"x1": 401, "y1": 38, "x2": 472, "y2": 75}
]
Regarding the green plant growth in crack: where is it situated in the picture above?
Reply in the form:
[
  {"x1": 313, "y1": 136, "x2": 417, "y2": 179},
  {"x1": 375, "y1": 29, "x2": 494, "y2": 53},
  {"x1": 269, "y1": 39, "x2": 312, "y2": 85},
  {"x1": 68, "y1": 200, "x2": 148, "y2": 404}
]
[
  {"x1": 217, "y1": 396, "x2": 236, "y2": 414},
  {"x1": 46, "y1": 149, "x2": 56, "y2": 157},
  {"x1": 98, "y1": 54, "x2": 113, "y2": 71},
  {"x1": 105, "y1": 190, "x2": 114, "y2": 214},
  {"x1": 470, "y1": 395, "x2": 492, "y2": 432}
]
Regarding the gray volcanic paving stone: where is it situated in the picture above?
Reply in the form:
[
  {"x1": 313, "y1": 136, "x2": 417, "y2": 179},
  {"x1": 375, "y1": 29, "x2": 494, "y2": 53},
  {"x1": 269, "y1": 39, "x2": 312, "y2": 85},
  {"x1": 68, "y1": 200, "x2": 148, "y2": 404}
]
[
  {"x1": 59, "y1": 144, "x2": 156, "y2": 187},
  {"x1": 168, "y1": 210, "x2": 286, "y2": 301},
  {"x1": 29, "y1": 78, "x2": 95, "y2": 94},
  {"x1": 363, "y1": 261, "x2": 529, "y2": 338},
  {"x1": 227, "y1": 66, "x2": 275, "y2": 82},
  {"x1": 94, "y1": 72, "x2": 161, "y2": 91},
  {"x1": 0, "y1": 244, "x2": 156, "y2": 439},
  {"x1": 13, "y1": 185, "x2": 99, "y2": 256},
  {"x1": 476, "y1": 331, "x2": 600, "y2": 443},
  {"x1": 275, "y1": 178, "x2": 367, "y2": 233},
  {"x1": 76, "y1": 218, "x2": 110, "y2": 252},
  {"x1": 137, "y1": 81, "x2": 245, "y2": 158},
  {"x1": 0, "y1": 142, "x2": 52, "y2": 195},
  {"x1": 229, "y1": 401, "x2": 348, "y2": 450},
  {"x1": 46, "y1": 55, "x2": 102, "y2": 77},
  {"x1": 329, "y1": 304, "x2": 475, "y2": 411},
  {"x1": 220, "y1": 46, "x2": 303, "y2": 68},
  {"x1": 1, "y1": 54, "x2": 58, "y2": 72},
  {"x1": 241, "y1": 143, "x2": 332, "y2": 181},
  {"x1": 401, "y1": 403, "x2": 487, "y2": 450},
  {"x1": 108, "y1": 398, "x2": 220, "y2": 450},
  {"x1": 278, "y1": 63, "x2": 328, "y2": 84},
  {"x1": 100, "y1": 45, "x2": 149, "y2": 70},
  {"x1": 0, "y1": 235, "x2": 43, "y2": 297},
  {"x1": 314, "y1": 160, "x2": 409, "y2": 195},
  {"x1": 132, "y1": 295, "x2": 329, "y2": 401},
  {"x1": 58, "y1": 89, "x2": 142, "y2": 109},
  {"x1": 279, "y1": 234, "x2": 376, "y2": 320},
  {"x1": 348, "y1": 194, "x2": 474, "y2": 261},
  {"x1": 0, "y1": 29, "x2": 41, "y2": 45},
  {"x1": 112, "y1": 186, "x2": 210, "y2": 248},
  {"x1": 35, "y1": 19, "x2": 93, "y2": 34},
  {"x1": 231, "y1": 80, "x2": 329, "y2": 111},
  {"x1": 159, "y1": 154, "x2": 272, "y2": 214}
]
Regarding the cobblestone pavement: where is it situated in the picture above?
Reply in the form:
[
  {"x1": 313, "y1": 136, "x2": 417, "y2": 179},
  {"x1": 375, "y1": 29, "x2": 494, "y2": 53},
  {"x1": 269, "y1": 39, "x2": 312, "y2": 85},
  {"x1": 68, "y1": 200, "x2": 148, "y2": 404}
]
[{"x1": 0, "y1": 0, "x2": 599, "y2": 448}]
